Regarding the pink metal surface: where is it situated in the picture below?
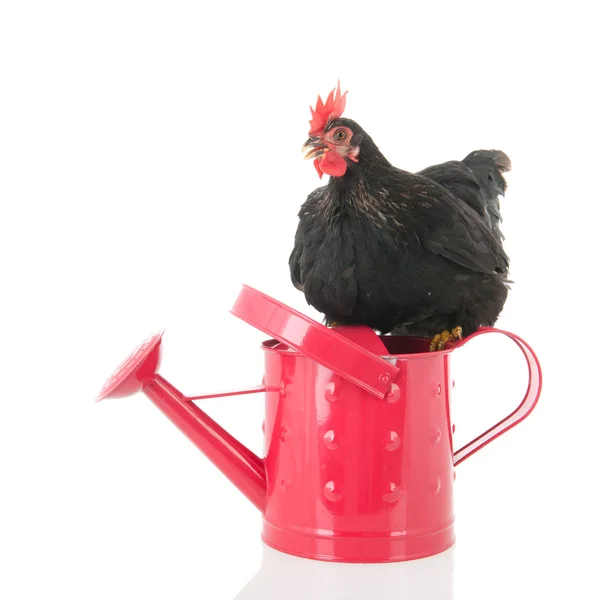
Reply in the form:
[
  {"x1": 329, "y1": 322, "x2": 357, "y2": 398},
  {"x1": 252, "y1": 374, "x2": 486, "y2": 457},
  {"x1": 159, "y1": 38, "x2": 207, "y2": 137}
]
[
  {"x1": 145, "y1": 375, "x2": 267, "y2": 512},
  {"x1": 260, "y1": 335, "x2": 456, "y2": 561},
  {"x1": 96, "y1": 285, "x2": 542, "y2": 563}
]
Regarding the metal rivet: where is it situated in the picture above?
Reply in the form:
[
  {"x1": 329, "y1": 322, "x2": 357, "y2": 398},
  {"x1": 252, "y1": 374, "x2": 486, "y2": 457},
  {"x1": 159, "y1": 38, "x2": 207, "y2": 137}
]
[
  {"x1": 280, "y1": 426, "x2": 291, "y2": 442},
  {"x1": 437, "y1": 384, "x2": 442, "y2": 395},
  {"x1": 432, "y1": 429, "x2": 441, "y2": 444},
  {"x1": 379, "y1": 373, "x2": 391, "y2": 385},
  {"x1": 433, "y1": 478, "x2": 442, "y2": 495},
  {"x1": 280, "y1": 479, "x2": 288, "y2": 490},
  {"x1": 324, "y1": 430, "x2": 339, "y2": 450}
]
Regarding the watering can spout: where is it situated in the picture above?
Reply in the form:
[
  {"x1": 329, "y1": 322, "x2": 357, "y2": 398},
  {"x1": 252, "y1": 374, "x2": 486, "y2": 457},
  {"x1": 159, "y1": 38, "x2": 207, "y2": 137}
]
[{"x1": 96, "y1": 331, "x2": 267, "y2": 513}]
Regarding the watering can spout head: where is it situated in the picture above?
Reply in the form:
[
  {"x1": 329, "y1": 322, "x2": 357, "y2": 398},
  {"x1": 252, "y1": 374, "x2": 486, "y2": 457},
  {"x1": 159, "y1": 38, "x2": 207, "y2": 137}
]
[
  {"x1": 96, "y1": 331, "x2": 164, "y2": 402},
  {"x1": 96, "y1": 330, "x2": 267, "y2": 513}
]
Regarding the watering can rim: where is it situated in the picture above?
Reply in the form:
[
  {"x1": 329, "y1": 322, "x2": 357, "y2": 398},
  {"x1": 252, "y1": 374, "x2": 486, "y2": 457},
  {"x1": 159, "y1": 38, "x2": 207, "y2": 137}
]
[{"x1": 260, "y1": 336, "x2": 457, "y2": 359}]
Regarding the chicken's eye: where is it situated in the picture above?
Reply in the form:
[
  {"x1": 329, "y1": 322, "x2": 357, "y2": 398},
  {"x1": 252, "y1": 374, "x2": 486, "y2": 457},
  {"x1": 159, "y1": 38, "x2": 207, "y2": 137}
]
[{"x1": 334, "y1": 129, "x2": 347, "y2": 142}]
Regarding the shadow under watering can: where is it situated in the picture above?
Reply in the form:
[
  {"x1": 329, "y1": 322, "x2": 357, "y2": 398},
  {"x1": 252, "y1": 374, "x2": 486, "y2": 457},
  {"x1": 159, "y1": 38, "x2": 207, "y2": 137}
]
[
  {"x1": 233, "y1": 544, "x2": 455, "y2": 600},
  {"x1": 97, "y1": 285, "x2": 542, "y2": 564}
]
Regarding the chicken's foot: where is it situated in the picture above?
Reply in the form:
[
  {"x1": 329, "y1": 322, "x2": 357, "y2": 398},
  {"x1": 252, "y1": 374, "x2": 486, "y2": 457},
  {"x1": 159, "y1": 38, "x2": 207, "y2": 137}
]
[{"x1": 430, "y1": 326, "x2": 463, "y2": 352}]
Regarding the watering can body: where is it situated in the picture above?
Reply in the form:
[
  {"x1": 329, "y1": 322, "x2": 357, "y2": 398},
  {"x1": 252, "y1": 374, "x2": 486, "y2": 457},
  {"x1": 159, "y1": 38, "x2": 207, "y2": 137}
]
[
  {"x1": 261, "y1": 336, "x2": 455, "y2": 562},
  {"x1": 97, "y1": 285, "x2": 542, "y2": 564}
]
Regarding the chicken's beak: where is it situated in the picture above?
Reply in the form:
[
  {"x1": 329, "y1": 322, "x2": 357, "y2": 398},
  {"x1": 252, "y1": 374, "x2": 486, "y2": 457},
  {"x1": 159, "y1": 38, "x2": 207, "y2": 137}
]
[{"x1": 303, "y1": 136, "x2": 327, "y2": 160}]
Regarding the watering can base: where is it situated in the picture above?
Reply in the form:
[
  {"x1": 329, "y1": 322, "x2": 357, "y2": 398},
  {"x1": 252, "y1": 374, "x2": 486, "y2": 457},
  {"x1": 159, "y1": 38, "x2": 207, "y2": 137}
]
[{"x1": 261, "y1": 524, "x2": 456, "y2": 563}]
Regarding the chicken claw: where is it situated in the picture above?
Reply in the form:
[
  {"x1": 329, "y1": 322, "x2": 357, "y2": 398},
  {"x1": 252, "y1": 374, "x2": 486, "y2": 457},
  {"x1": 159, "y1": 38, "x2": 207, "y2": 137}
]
[{"x1": 430, "y1": 326, "x2": 463, "y2": 351}]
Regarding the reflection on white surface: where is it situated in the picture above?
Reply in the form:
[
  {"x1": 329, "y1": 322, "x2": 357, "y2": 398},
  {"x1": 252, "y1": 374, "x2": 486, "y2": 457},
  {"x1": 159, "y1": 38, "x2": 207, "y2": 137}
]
[{"x1": 233, "y1": 545, "x2": 454, "y2": 600}]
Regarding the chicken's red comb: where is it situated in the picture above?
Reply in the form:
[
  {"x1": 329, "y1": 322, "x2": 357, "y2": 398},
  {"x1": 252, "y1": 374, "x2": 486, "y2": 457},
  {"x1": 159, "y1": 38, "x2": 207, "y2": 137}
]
[{"x1": 308, "y1": 80, "x2": 347, "y2": 136}]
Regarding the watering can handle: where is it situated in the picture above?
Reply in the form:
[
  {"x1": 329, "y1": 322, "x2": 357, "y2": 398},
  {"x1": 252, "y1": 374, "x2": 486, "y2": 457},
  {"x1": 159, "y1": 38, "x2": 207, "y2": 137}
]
[
  {"x1": 452, "y1": 327, "x2": 543, "y2": 466},
  {"x1": 231, "y1": 285, "x2": 400, "y2": 400}
]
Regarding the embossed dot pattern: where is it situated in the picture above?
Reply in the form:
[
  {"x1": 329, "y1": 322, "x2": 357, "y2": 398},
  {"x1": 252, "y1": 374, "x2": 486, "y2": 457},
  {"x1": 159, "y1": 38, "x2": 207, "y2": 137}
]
[
  {"x1": 384, "y1": 383, "x2": 401, "y2": 404},
  {"x1": 324, "y1": 381, "x2": 338, "y2": 403},
  {"x1": 382, "y1": 482, "x2": 402, "y2": 504},
  {"x1": 97, "y1": 332, "x2": 160, "y2": 399},
  {"x1": 385, "y1": 431, "x2": 400, "y2": 451},
  {"x1": 324, "y1": 481, "x2": 343, "y2": 502},
  {"x1": 323, "y1": 430, "x2": 339, "y2": 450}
]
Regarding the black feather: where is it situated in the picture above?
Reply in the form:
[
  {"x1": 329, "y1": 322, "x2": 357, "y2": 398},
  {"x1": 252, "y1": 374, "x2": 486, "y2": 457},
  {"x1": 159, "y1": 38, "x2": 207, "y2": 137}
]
[{"x1": 417, "y1": 149, "x2": 511, "y2": 242}]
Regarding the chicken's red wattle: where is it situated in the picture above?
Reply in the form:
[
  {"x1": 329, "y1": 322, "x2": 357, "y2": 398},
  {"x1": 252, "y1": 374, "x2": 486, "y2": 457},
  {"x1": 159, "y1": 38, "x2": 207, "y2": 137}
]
[{"x1": 318, "y1": 151, "x2": 347, "y2": 177}]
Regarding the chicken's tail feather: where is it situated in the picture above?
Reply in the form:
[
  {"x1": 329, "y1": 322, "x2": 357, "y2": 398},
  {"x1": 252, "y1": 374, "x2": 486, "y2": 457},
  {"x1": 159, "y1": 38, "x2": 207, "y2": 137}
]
[
  {"x1": 462, "y1": 150, "x2": 511, "y2": 241},
  {"x1": 463, "y1": 150, "x2": 511, "y2": 194}
]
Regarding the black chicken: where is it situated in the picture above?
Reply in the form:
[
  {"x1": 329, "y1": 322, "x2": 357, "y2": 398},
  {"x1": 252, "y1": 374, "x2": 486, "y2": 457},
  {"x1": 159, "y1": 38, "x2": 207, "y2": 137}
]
[{"x1": 289, "y1": 83, "x2": 511, "y2": 350}]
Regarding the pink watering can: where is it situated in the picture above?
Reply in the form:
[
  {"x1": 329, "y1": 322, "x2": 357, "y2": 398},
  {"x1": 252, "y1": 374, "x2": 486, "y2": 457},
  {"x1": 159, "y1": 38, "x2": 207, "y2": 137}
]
[{"x1": 97, "y1": 285, "x2": 542, "y2": 563}]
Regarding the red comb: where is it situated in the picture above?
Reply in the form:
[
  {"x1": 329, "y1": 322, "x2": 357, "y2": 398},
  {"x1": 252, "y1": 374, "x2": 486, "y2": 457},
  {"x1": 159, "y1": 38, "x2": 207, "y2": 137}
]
[{"x1": 308, "y1": 81, "x2": 347, "y2": 136}]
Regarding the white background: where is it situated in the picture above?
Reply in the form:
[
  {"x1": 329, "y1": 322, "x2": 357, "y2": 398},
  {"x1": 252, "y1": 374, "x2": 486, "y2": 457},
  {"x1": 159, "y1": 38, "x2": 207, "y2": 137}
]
[{"x1": 1, "y1": 1, "x2": 598, "y2": 598}]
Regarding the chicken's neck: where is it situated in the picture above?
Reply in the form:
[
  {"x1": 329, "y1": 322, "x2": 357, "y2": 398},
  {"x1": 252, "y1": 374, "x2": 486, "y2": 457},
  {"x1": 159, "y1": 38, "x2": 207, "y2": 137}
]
[{"x1": 324, "y1": 142, "x2": 405, "y2": 219}]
